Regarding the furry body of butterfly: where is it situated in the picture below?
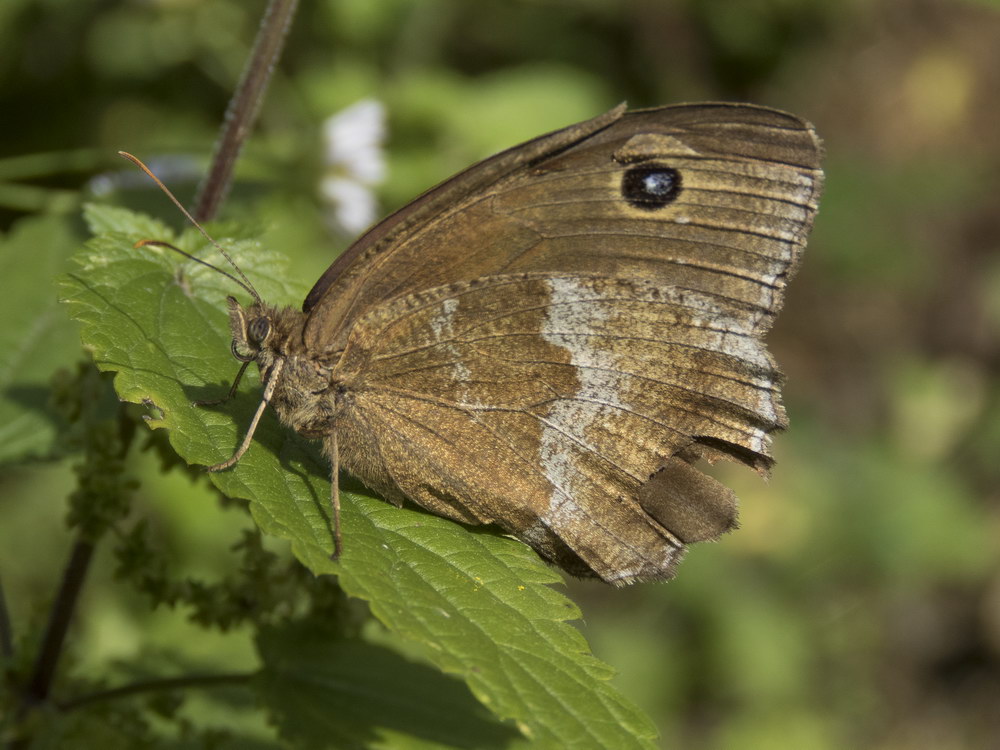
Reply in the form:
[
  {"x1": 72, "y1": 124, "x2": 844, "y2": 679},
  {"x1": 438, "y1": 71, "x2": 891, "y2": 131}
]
[{"x1": 222, "y1": 102, "x2": 823, "y2": 585}]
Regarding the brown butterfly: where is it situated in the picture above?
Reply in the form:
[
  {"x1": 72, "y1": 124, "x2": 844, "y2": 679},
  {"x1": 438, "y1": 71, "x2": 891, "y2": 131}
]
[{"x1": 160, "y1": 103, "x2": 822, "y2": 585}]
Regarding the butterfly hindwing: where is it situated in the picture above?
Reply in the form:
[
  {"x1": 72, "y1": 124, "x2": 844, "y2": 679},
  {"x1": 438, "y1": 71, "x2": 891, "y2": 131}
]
[{"x1": 330, "y1": 272, "x2": 785, "y2": 583}]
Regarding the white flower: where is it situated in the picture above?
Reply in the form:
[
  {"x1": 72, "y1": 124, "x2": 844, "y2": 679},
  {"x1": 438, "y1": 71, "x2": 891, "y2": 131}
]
[
  {"x1": 320, "y1": 99, "x2": 387, "y2": 235},
  {"x1": 319, "y1": 176, "x2": 379, "y2": 236}
]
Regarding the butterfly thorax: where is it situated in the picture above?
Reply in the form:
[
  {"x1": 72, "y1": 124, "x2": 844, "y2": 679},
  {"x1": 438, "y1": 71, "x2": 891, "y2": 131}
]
[{"x1": 227, "y1": 298, "x2": 340, "y2": 438}]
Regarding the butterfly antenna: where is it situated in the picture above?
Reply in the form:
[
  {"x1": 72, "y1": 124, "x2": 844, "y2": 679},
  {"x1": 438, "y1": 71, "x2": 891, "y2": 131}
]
[
  {"x1": 118, "y1": 151, "x2": 263, "y2": 305},
  {"x1": 131, "y1": 239, "x2": 257, "y2": 299}
]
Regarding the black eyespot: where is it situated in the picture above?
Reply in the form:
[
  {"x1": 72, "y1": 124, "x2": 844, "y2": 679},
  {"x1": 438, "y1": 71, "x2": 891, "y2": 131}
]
[
  {"x1": 621, "y1": 165, "x2": 681, "y2": 210},
  {"x1": 248, "y1": 317, "x2": 270, "y2": 345}
]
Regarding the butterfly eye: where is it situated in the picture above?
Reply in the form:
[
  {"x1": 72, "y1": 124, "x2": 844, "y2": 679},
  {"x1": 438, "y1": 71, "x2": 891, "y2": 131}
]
[
  {"x1": 248, "y1": 317, "x2": 271, "y2": 345},
  {"x1": 621, "y1": 165, "x2": 681, "y2": 210}
]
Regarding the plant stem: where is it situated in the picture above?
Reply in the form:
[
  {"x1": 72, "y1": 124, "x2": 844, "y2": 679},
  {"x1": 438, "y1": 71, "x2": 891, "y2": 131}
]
[
  {"x1": 0, "y1": 574, "x2": 13, "y2": 659},
  {"x1": 23, "y1": 538, "x2": 94, "y2": 706},
  {"x1": 192, "y1": 0, "x2": 301, "y2": 222},
  {"x1": 58, "y1": 672, "x2": 254, "y2": 711}
]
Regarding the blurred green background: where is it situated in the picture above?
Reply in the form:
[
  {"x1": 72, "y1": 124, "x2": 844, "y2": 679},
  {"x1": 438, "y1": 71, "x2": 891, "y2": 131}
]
[{"x1": 2, "y1": 0, "x2": 999, "y2": 747}]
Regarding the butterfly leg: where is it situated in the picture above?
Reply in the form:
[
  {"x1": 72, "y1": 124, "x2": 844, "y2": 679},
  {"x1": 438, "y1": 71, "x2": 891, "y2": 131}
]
[
  {"x1": 193, "y1": 360, "x2": 251, "y2": 406},
  {"x1": 329, "y1": 429, "x2": 342, "y2": 561},
  {"x1": 205, "y1": 359, "x2": 283, "y2": 471}
]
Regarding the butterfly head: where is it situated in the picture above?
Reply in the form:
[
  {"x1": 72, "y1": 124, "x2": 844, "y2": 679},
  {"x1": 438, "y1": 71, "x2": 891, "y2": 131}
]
[{"x1": 226, "y1": 296, "x2": 275, "y2": 364}]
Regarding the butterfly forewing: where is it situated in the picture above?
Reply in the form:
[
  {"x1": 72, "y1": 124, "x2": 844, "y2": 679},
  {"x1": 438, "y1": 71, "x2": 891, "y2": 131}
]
[{"x1": 303, "y1": 103, "x2": 821, "y2": 357}]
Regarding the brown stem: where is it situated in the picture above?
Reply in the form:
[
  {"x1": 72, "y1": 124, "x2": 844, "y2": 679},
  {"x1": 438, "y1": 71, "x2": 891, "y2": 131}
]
[
  {"x1": 23, "y1": 538, "x2": 95, "y2": 706},
  {"x1": 0, "y1": 574, "x2": 14, "y2": 659},
  {"x1": 192, "y1": 0, "x2": 301, "y2": 222},
  {"x1": 58, "y1": 672, "x2": 254, "y2": 711}
]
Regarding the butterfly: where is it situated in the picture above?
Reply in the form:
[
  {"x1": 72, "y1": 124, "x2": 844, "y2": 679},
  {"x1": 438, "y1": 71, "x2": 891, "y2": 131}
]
[{"x1": 192, "y1": 102, "x2": 822, "y2": 585}]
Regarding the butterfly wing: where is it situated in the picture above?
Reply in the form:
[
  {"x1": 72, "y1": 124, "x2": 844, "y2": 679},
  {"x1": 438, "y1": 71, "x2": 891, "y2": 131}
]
[
  {"x1": 312, "y1": 103, "x2": 823, "y2": 582},
  {"x1": 304, "y1": 103, "x2": 823, "y2": 356},
  {"x1": 331, "y1": 272, "x2": 787, "y2": 583}
]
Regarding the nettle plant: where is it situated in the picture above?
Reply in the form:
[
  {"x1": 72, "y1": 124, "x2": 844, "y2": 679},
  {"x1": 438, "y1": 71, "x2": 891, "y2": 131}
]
[
  {"x1": 1, "y1": 6, "x2": 660, "y2": 737},
  {"x1": 1, "y1": 188, "x2": 660, "y2": 746}
]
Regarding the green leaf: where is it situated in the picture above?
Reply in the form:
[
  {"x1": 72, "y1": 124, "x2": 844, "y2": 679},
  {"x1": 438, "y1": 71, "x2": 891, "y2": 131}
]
[
  {"x1": 257, "y1": 621, "x2": 522, "y2": 749},
  {"x1": 60, "y1": 205, "x2": 659, "y2": 749},
  {"x1": 0, "y1": 214, "x2": 83, "y2": 464}
]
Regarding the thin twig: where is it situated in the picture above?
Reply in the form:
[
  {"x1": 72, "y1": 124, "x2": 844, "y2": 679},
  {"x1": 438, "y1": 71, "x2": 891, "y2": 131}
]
[
  {"x1": 23, "y1": 538, "x2": 94, "y2": 705},
  {"x1": 0, "y1": 574, "x2": 14, "y2": 659},
  {"x1": 58, "y1": 672, "x2": 254, "y2": 712},
  {"x1": 192, "y1": 0, "x2": 301, "y2": 222}
]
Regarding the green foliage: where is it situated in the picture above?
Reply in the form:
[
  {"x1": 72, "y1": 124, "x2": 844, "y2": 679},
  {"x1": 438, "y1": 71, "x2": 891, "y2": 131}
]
[
  {"x1": 256, "y1": 622, "x2": 522, "y2": 749},
  {"x1": 0, "y1": 216, "x2": 84, "y2": 464}
]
